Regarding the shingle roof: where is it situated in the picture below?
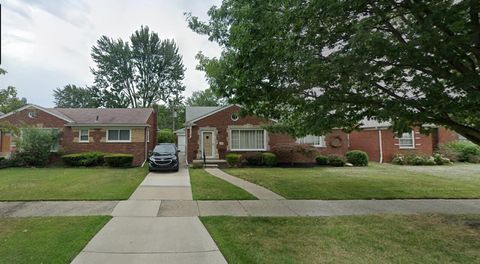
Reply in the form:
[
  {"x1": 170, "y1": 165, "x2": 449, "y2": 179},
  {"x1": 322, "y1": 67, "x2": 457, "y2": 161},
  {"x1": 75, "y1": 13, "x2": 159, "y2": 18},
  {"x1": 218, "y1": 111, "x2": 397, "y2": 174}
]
[
  {"x1": 49, "y1": 108, "x2": 154, "y2": 124},
  {"x1": 185, "y1": 106, "x2": 222, "y2": 122}
]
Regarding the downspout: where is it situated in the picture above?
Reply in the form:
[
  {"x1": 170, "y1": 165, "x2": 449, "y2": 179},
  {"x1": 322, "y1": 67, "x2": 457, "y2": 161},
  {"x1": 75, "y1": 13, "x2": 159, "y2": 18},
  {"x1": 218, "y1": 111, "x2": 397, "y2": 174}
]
[
  {"x1": 185, "y1": 127, "x2": 189, "y2": 165},
  {"x1": 378, "y1": 129, "x2": 383, "y2": 163},
  {"x1": 142, "y1": 127, "x2": 148, "y2": 167}
]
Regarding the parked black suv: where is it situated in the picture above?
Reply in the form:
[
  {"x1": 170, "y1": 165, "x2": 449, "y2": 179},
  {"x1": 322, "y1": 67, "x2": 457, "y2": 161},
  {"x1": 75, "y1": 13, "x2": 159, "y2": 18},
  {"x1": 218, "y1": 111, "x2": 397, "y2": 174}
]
[{"x1": 148, "y1": 143, "x2": 179, "y2": 172}]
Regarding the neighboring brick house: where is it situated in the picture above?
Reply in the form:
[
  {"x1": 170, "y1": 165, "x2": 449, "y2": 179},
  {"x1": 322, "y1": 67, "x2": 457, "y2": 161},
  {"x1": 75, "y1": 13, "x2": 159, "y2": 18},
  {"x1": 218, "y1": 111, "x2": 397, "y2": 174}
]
[
  {"x1": 0, "y1": 104, "x2": 156, "y2": 166},
  {"x1": 183, "y1": 105, "x2": 348, "y2": 164},
  {"x1": 181, "y1": 105, "x2": 461, "y2": 164},
  {"x1": 349, "y1": 120, "x2": 460, "y2": 162}
]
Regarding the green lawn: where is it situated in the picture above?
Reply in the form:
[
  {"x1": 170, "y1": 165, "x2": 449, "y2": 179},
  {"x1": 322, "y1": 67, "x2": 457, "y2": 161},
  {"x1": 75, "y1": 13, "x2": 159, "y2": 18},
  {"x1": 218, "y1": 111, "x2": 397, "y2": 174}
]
[
  {"x1": 202, "y1": 214, "x2": 480, "y2": 264},
  {"x1": 0, "y1": 216, "x2": 110, "y2": 264},
  {"x1": 190, "y1": 168, "x2": 256, "y2": 200},
  {"x1": 224, "y1": 163, "x2": 480, "y2": 199},
  {"x1": 0, "y1": 167, "x2": 148, "y2": 201}
]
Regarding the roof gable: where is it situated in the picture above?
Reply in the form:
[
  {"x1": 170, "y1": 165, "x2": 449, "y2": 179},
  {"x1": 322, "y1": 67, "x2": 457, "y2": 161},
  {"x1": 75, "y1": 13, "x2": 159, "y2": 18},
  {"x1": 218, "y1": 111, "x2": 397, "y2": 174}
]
[{"x1": 0, "y1": 104, "x2": 73, "y2": 122}]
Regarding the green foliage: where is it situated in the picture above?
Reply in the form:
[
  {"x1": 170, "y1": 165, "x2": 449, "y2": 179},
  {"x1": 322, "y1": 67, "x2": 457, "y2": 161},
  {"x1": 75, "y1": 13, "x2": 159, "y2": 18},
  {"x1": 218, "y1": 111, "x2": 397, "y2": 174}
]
[
  {"x1": 188, "y1": 1, "x2": 480, "y2": 144},
  {"x1": 156, "y1": 104, "x2": 185, "y2": 130},
  {"x1": 192, "y1": 161, "x2": 204, "y2": 169},
  {"x1": 0, "y1": 122, "x2": 20, "y2": 135},
  {"x1": 243, "y1": 152, "x2": 264, "y2": 166},
  {"x1": 328, "y1": 155, "x2": 345, "y2": 167},
  {"x1": 14, "y1": 128, "x2": 57, "y2": 167},
  {"x1": 0, "y1": 86, "x2": 27, "y2": 114},
  {"x1": 346, "y1": 150, "x2": 369, "y2": 166},
  {"x1": 392, "y1": 154, "x2": 449, "y2": 166},
  {"x1": 262, "y1": 152, "x2": 278, "y2": 167},
  {"x1": 315, "y1": 155, "x2": 329, "y2": 166},
  {"x1": 271, "y1": 144, "x2": 317, "y2": 165},
  {"x1": 53, "y1": 84, "x2": 100, "y2": 108},
  {"x1": 62, "y1": 152, "x2": 106, "y2": 167},
  {"x1": 157, "y1": 129, "x2": 175, "y2": 143},
  {"x1": 185, "y1": 88, "x2": 225, "y2": 106},
  {"x1": 91, "y1": 26, "x2": 185, "y2": 108},
  {"x1": 439, "y1": 140, "x2": 480, "y2": 163},
  {"x1": 225, "y1": 153, "x2": 241, "y2": 167},
  {"x1": 104, "y1": 154, "x2": 134, "y2": 167}
]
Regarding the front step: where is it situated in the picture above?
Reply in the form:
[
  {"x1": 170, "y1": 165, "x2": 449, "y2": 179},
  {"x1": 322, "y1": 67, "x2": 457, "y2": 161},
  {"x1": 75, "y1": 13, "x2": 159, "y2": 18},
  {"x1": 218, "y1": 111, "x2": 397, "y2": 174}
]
[{"x1": 193, "y1": 159, "x2": 227, "y2": 168}]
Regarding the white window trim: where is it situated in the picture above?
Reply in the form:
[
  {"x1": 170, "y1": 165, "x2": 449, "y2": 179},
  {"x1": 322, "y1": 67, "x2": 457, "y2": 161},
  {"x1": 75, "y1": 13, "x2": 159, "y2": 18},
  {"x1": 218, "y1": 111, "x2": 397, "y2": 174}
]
[
  {"x1": 229, "y1": 128, "x2": 267, "y2": 151},
  {"x1": 106, "y1": 129, "x2": 132, "y2": 143},
  {"x1": 297, "y1": 135, "x2": 326, "y2": 148},
  {"x1": 398, "y1": 130, "x2": 415, "y2": 149},
  {"x1": 79, "y1": 129, "x2": 89, "y2": 143}
]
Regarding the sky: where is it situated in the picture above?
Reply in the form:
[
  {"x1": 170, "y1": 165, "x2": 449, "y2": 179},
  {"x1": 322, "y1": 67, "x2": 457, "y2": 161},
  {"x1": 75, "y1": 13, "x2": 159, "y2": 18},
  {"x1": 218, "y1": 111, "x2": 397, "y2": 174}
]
[{"x1": 0, "y1": 0, "x2": 222, "y2": 107}]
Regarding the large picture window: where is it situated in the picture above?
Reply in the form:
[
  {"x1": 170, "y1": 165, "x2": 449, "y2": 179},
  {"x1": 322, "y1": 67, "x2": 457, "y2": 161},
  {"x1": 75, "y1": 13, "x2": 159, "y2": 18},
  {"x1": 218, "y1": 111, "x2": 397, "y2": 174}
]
[
  {"x1": 230, "y1": 129, "x2": 266, "y2": 151},
  {"x1": 107, "y1": 129, "x2": 131, "y2": 142},
  {"x1": 296, "y1": 135, "x2": 326, "y2": 147},
  {"x1": 398, "y1": 131, "x2": 415, "y2": 149}
]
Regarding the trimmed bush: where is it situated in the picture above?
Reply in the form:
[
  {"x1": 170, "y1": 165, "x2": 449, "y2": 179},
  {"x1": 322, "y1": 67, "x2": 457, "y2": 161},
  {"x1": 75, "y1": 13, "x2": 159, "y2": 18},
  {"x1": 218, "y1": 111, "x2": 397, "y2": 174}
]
[
  {"x1": 157, "y1": 129, "x2": 175, "y2": 143},
  {"x1": 243, "y1": 152, "x2": 264, "y2": 166},
  {"x1": 346, "y1": 150, "x2": 369, "y2": 166},
  {"x1": 225, "y1": 153, "x2": 242, "y2": 167},
  {"x1": 438, "y1": 140, "x2": 480, "y2": 162},
  {"x1": 328, "y1": 155, "x2": 345, "y2": 167},
  {"x1": 104, "y1": 154, "x2": 133, "y2": 167},
  {"x1": 271, "y1": 144, "x2": 318, "y2": 165},
  {"x1": 191, "y1": 161, "x2": 204, "y2": 169},
  {"x1": 262, "y1": 152, "x2": 278, "y2": 167},
  {"x1": 392, "y1": 153, "x2": 449, "y2": 166},
  {"x1": 62, "y1": 152, "x2": 106, "y2": 167},
  {"x1": 315, "y1": 155, "x2": 329, "y2": 166},
  {"x1": 433, "y1": 153, "x2": 453, "y2": 165}
]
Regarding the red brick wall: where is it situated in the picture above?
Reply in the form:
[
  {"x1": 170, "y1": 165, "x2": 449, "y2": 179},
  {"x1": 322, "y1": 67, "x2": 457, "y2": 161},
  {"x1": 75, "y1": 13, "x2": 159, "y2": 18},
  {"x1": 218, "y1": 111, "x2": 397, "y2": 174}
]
[
  {"x1": 0, "y1": 107, "x2": 156, "y2": 166},
  {"x1": 437, "y1": 127, "x2": 459, "y2": 145},
  {"x1": 186, "y1": 105, "x2": 348, "y2": 163},
  {"x1": 349, "y1": 128, "x2": 434, "y2": 162}
]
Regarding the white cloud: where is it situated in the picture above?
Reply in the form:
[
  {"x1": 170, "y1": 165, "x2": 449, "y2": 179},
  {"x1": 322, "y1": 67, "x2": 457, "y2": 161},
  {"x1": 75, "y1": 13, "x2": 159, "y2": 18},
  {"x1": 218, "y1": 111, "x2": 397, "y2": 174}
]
[{"x1": 0, "y1": 0, "x2": 221, "y2": 106}]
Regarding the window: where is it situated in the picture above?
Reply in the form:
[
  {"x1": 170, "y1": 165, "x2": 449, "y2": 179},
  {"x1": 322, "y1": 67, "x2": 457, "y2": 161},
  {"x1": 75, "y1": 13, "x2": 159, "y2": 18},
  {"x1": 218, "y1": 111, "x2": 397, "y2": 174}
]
[
  {"x1": 231, "y1": 112, "x2": 239, "y2": 121},
  {"x1": 107, "y1": 129, "x2": 131, "y2": 142},
  {"x1": 398, "y1": 131, "x2": 415, "y2": 149},
  {"x1": 28, "y1": 111, "x2": 37, "y2": 118},
  {"x1": 296, "y1": 135, "x2": 326, "y2": 147},
  {"x1": 79, "y1": 129, "x2": 89, "y2": 142},
  {"x1": 230, "y1": 129, "x2": 266, "y2": 151}
]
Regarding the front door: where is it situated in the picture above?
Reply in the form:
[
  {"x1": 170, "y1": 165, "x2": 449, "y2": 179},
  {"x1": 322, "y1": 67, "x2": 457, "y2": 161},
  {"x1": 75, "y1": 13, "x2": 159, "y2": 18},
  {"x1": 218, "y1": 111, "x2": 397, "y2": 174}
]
[{"x1": 201, "y1": 131, "x2": 214, "y2": 158}]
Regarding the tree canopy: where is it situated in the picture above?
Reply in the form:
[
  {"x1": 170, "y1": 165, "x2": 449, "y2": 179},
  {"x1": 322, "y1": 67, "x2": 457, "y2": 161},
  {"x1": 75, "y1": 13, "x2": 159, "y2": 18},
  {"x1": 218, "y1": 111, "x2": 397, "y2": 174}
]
[
  {"x1": 185, "y1": 88, "x2": 225, "y2": 106},
  {"x1": 188, "y1": 0, "x2": 480, "y2": 145},
  {"x1": 0, "y1": 69, "x2": 27, "y2": 113},
  {"x1": 91, "y1": 25, "x2": 185, "y2": 108},
  {"x1": 53, "y1": 84, "x2": 100, "y2": 108}
]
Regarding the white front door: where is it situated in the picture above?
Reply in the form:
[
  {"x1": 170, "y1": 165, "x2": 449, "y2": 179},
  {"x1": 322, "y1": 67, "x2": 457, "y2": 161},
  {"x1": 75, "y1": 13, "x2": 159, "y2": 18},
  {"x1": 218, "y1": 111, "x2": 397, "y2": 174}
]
[{"x1": 201, "y1": 131, "x2": 215, "y2": 158}]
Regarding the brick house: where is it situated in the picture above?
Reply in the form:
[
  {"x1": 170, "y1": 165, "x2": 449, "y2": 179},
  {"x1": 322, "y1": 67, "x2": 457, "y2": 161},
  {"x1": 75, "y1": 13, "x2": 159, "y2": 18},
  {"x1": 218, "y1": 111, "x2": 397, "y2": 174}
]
[
  {"x1": 349, "y1": 120, "x2": 460, "y2": 162},
  {"x1": 0, "y1": 104, "x2": 157, "y2": 166},
  {"x1": 181, "y1": 105, "x2": 460, "y2": 164},
  {"x1": 183, "y1": 105, "x2": 348, "y2": 164}
]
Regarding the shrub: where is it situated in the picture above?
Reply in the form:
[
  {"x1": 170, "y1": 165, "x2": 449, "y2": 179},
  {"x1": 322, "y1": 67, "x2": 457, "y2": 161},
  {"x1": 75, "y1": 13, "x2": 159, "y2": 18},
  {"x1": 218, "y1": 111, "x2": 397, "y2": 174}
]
[
  {"x1": 262, "y1": 152, "x2": 278, "y2": 166},
  {"x1": 191, "y1": 161, "x2": 203, "y2": 169},
  {"x1": 243, "y1": 152, "x2": 264, "y2": 166},
  {"x1": 392, "y1": 154, "x2": 405, "y2": 165},
  {"x1": 315, "y1": 155, "x2": 329, "y2": 165},
  {"x1": 0, "y1": 157, "x2": 15, "y2": 169},
  {"x1": 393, "y1": 153, "x2": 450, "y2": 166},
  {"x1": 104, "y1": 154, "x2": 133, "y2": 167},
  {"x1": 439, "y1": 140, "x2": 480, "y2": 162},
  {"x1": 328, "y1": 155, "x2": 345, "y2": 167},
  {"x1": 14, "y1": 128, "x2": 58, "y2": 167},
  {"x1": 433, "y1": 153, "x2": 453, "y2": 165},
  {"x1": 157, "y1": 129, "x2": 175, "y2": 143},
  {"x1": 225, "y1": 153, "x2": 242, "y2": 167},
  {"x1": 271, "y1": 144, "x2": 318, "y2": 165},
  {"x1": 62, "y1": 152, "x2": 106, "y2": 167},
  {"x1": 346, "y1": 150, "x2": 369, "y2": 166}
]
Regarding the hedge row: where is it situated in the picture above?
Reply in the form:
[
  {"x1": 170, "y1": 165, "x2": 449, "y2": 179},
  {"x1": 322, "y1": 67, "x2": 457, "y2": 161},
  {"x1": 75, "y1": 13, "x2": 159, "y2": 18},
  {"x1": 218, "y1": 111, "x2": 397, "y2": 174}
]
[
  {"x1": 225, "y1": 152, "x2": 278, "y2": 167},
  {"x1": 62, "y1": 152, "x2": 133, "y2": 167}
]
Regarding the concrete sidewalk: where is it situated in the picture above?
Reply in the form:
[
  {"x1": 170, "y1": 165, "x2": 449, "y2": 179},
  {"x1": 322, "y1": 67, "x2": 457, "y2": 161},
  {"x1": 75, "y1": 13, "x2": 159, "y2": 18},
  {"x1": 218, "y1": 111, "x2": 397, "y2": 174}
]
[
  {"x1": 158, "y1": 199, "x2": 480, "y2": 217},
  {"x1": 72, "y1": 156, "x2": 227, "y2": 264},
  {"x1": 0, "y1": 201, "x2": 118, "y2": 217},
  {"x1": 205, "y1": 168, "x2": 285, "y2": 200}
]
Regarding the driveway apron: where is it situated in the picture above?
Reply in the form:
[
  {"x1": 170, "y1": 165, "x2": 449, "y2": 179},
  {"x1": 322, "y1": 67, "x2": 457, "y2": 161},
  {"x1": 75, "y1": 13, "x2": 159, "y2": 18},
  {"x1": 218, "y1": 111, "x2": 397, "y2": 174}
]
[{"x1": 72, "y1": 155, "x2": 227, "y2": 264}]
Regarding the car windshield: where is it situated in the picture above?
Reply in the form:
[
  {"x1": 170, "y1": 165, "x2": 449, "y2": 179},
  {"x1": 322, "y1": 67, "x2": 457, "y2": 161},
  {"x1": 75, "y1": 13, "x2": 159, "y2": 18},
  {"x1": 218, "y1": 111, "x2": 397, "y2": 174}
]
[{"x1": 153, "y1": 144, "x2": 176, "y2": 155}]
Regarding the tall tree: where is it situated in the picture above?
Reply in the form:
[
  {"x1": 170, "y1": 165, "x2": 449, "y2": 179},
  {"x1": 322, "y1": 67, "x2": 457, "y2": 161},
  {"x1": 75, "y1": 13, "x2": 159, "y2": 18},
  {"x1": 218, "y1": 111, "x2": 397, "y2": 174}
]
[
  {"x1": 91, "y1": 26, "x2": 185, "y2": 108},
  {"x1": 188, "y1": 0, "x2": 480, "y2": 145},
  {"x1": 0, "y1": 68, "x2": 27, "y2": 113},
  {"x1": 185, "y1": 88, "x2": 225, "y2": 106},
  {"x1": 53, "y1": 84, "x2": 100, "y2": 108}
]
